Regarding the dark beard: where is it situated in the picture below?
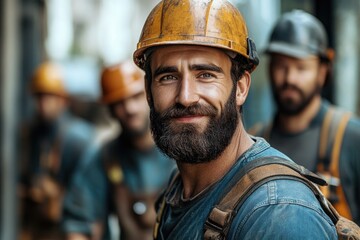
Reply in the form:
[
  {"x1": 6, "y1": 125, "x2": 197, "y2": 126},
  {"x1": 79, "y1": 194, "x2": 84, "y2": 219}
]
[
  {"x1": 273, "y1": 83, "x2": 321, "y2": 115},
  {"x1": 149, "y1": 87, "x2": 238, "y2": 164},
  {"x1": 120, "y1": 117, "x2": 150, "y2": 139}
]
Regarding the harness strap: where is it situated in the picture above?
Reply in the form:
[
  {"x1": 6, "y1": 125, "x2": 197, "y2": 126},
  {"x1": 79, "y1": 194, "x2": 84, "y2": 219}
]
[
  {"x1": 330, "y1": 111, "x2": 352, "y2": 219},
  {"x1": 204, "y1": 157, "x2": 337, "y2": 240},
  {"x1": 331, "y1": 112, "x2": 351, "y2": 173},
  {"x1": 317, "y1": 107, "x2": 352, "y2": 219},
  {"x1": 153, "y1": 171, "x2": 180, "y2": 239},
  {"x1": 319, "y1": 107, "x2": 335, "y2": 161}
]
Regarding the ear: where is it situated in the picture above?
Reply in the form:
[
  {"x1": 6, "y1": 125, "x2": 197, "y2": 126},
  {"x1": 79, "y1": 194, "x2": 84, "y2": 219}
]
[
  {"x1": 236, "y1": 71, "x2": 251, "y2": 107},
  {"x1": 318, "y1": 63, "x2": 328, "y2": 87}
]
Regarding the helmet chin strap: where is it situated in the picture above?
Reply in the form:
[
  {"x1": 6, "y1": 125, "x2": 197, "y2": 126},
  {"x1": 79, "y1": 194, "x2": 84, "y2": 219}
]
[{"x1": 247, "y1": 38, "x2": 260, "y2": 66}]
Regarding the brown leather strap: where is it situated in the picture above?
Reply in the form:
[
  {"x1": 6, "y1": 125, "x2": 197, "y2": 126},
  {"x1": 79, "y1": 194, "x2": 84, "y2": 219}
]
[
  {"x1": 330, "y1": 112, "x2": 351, "y2": 175},
  {"x1": 317, "y1": 107, "x2": 352, "y2": 219},
  {"x1": 204, "y1": 158, "x2": 333, "y2": 240},
  {"x1": 330, "y1": 112, "x2": 352, "y2": 219},
  {"x1": 153, "y1": 171, "x2": 180, "y2": 239},
  {"x1": 39, "y1": 140, "x2": 62, "y2": 176},
  {"x1": 319, "y1": 107, "x2": 335, "y2": 161}
]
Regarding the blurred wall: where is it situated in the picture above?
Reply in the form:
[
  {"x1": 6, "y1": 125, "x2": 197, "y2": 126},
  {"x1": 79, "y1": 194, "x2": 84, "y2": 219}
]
[
  {"x1": 333, "y1": 0, "x2": 360, "y2": 113},
  {"x1": 235, "y1": 0, "x2": 281, "y2": 128},
  {"x1": 1, "y1": 0, "x2": 21, "y2": 239}
]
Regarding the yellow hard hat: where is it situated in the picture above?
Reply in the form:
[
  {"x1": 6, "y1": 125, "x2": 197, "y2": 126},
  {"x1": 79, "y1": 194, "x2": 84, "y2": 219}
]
[
  {"x1": 100, "y1": 61, "x2": 145, "y2": 104},
  {"x1": 133, "y1": 0, "x2": 259, "y2": 71},
  {"x1": 31, "y1": 62, "x2": 67, "y2": 97}
]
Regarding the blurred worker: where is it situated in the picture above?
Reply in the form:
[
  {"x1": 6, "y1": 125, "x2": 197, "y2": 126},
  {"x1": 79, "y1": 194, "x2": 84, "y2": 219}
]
[
  {"x1": 250, "y1": 10, "x2": 360, "y2": 224},
  {"x1": 18, "y1": 61, "x2": 94, "y2": 240},
  {"x1": 63, "y1": 60, "x2": 175, "y2": 240},
  {"x1": 131, "y1": 0, "x2": 337, "y2": 239}
]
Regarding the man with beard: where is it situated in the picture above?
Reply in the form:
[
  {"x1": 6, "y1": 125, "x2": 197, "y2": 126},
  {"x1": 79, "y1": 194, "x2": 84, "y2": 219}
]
[
  {"x1": 132, "y1": 0, "x2": 337, "y2": 239},
  {"x1": 19, "y1": 61, "x2": 94, "y2": 240},
  {"x1": 63, "y1": 60, "x2": 175, "y2": 240},
  {"x1": 250, "y1": 10, "x2": 360, "y2": 224}
]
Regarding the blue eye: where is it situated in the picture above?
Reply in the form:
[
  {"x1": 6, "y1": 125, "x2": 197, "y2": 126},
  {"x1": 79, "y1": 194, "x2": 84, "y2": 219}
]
[
  {"x1": 199, "y1": 73, "x2": 215, "y2": 78},
  {"x1": 160, "y1": 75, "x2": 177, "y2": 81}
]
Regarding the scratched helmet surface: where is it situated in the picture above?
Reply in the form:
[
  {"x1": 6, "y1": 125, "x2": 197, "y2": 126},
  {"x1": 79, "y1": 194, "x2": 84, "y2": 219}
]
[{"x1": 133, "y1": 0, "x2": 259, "y2": 71}]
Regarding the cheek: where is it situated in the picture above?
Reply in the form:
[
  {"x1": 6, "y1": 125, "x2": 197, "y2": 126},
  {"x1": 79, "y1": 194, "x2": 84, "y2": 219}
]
[
  {"x1": 271, "y1": 69, "x2": 284, "y2": 86},
  {"x1": 202, "y1": 84, "x2": 231, "y2": 113},
  {"x1": 206, "y1": 88, "x2": 226, "y2": 107},
  {"x1": 151, "y1": 86, "x2": 175, "y2": 112},
  {"x1": 113, "y1": 105, "x2": 125, "y2": 119},
  {"x1": 138, "y1": 99, "x2": 150, "y2": 117},
  {"x1": 40, "y1": 99, "x2": 58, "y2": 112},
  {"x1": 297, "y1": 71, "x2": 317, "y2": 90}
]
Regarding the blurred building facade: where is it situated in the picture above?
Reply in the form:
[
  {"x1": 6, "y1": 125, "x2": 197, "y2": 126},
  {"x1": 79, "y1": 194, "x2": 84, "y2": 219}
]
[{"x1": 1, "y1": 0, "x2": 360, "y2": 239}]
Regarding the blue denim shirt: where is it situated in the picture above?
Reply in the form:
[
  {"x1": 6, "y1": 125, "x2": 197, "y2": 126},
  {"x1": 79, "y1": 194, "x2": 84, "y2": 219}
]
[{"x1": 157, "y1": 137, "x2": 337, "y2": 239}]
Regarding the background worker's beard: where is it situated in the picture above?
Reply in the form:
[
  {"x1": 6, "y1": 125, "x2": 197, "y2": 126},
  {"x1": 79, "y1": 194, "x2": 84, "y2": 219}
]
[
  {"x1": 149, "y1": 87, "x2": 239, "y2": 164},
  {"x1": 273, "y1": 82, "x2": 321, "y2": 116},
  {"x1": 119, "y1": 116, "x2": 150, "y2": 139}
]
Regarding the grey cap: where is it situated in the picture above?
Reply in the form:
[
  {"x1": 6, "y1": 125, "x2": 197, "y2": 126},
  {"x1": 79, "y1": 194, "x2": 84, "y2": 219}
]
[{"x1": 265, "y1": 10, "x2": 329, "y2": 60}]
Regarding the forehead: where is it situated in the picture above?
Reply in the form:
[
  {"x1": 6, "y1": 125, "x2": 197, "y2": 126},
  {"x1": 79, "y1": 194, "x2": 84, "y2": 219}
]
[
  {"x1": 150, "y1": 45, "x2": 231, "y2": 68},
  {"x1": 270, "y1": 53, "x2": 319, "y2": 63},
  {"x1": 35, "y1": 93, "x2": 63, "y2": 100}
]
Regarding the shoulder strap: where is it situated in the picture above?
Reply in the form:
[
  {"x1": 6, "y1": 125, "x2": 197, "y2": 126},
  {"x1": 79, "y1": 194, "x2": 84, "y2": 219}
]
[
  {"x1": 318, "y1": 107, "x2": 351, "y2": 168},
  {"x1": 204, "y1": 157, "x2": 335, "y2": 240},
  {"x1": 330, "y1": 110, "x2": 351, "y2": 173},
  {"x1": 317, "y1": 107, "x2": 352, "y2": 218},
  {"x1": 153, "y1": 170, "x2": 180, "y2": 239},
  {"x1": 318, "y1": 107, "x2": 336, "y2": 162}
]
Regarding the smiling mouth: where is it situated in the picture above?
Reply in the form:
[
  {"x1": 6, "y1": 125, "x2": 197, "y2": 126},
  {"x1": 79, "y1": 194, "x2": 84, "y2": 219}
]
[
  {"x1": 281, "y1": 88, "x2": 301, "y2": 97},
  {"x1": 173, "y1": 115, "x2": 205, "y2": 123}
]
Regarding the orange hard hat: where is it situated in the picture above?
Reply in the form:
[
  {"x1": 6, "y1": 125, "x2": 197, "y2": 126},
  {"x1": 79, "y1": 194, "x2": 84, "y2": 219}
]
[
  {"x1": 31, "y1": 61, "x2": 67, "y2": 97},
  {"x1": 100, "y1": 61, "x2": 145, "y2": 104},
  {"x1": 133, "y1": 0, "x2": 259, "y2": 71}
]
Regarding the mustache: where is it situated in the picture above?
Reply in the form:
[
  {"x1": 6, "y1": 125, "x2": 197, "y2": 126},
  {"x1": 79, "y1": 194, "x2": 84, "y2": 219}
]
[
  {"x1": 279, "y1": 83, "x2": 302, "y2": 93},
  {"x1": 159, "y1": 103, "x2": 218, "y2": 119}
]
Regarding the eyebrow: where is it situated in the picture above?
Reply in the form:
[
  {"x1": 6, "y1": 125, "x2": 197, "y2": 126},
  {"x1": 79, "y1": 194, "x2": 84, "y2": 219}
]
[
  {"x1": 153, "y1": 63, "x2": 224, "y2": 78},
  {"x1": 153, "y1": 66, "x2": 178, "y2": 78},
  {"x1": 189, "y1": 64, "x2": 224, "y2": 74}
]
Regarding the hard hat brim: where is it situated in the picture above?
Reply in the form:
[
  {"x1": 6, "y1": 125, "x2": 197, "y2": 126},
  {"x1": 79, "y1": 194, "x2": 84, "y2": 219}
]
[
  {"x1": 134, "y1": 40, "x2": 246, "y2": 69},
  {"x1": 100, "y1": 80, "x2": 144, "y2": 105},
  {"x1": 265, "y1": 42, "x2": 317, "y2": 59}
]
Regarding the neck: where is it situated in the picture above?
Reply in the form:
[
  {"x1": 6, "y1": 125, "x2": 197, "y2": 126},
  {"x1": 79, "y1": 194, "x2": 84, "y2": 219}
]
[
  {"x1": 178, "y1": 123, "x2": 254, "y2": 199},
  {"x1": 276, "y1": 96, "x2": 322, "y2": 133}
]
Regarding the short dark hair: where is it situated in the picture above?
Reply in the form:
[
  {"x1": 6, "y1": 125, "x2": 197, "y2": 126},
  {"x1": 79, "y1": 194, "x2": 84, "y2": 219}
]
[{"x1": 230, "y1": 54, "x2": 253, "y2": 85}]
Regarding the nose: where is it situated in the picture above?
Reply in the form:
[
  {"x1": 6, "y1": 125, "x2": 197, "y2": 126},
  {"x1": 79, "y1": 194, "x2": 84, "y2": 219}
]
[
  {"x1": 284, "y1": 67, "x2": 298, "y2": 85},
  {"x1": 175, "y1": 74, "x2": 199, "y2": 107},
  {"x1": 122, "y1": 98, "x2": 138, "y2": 115}
]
